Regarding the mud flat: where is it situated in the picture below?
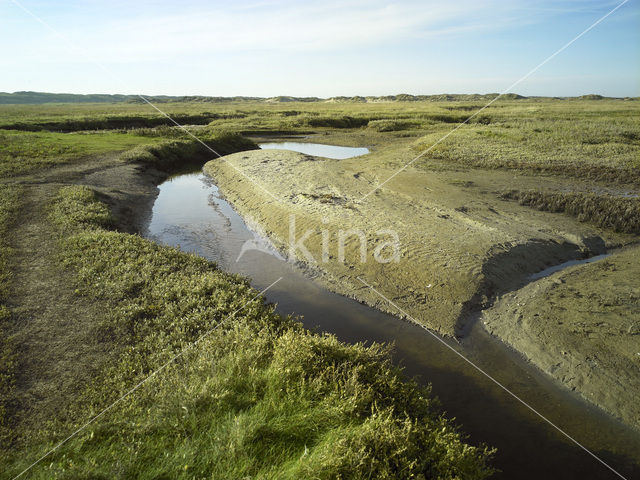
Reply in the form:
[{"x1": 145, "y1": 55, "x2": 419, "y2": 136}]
[
  {"x1": 204, "y1": 147, "x2": 617, "y2": 334},
  {"x1": 482, "y1": 246, "x2": 640, "y2": 428},
  {"x1": 203, "y1": 142, "x2": 639, "y2": 427}
]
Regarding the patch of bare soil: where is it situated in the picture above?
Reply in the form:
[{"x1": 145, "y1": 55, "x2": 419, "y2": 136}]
[
  {"x1": 7, "y1": 183, "x2": 113, "y2": 434},
  {"x1": 482, "y1": 246, "x2": 640, "y2": 428}
]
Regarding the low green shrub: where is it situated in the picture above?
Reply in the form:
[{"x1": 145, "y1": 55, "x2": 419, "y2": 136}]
[
  {"x1": 425, "y1": 113, "x2": 469, "y2": 124},
  {"x1": 293, "y1": 115, "x2": 369, "y2": 129},
  {"x1": 0, "y1": 113, "x2": 219, "y2": 132},
  {"x1": 368, "y1": 119, "x2": 421, "y2": 132},
  {"x1": 501, "y1": 190, "x2": 640, "y2": 234},
  {"x1": 421, "y1": 113, "x2": 491, "y2": 125},
  {"x1": 119, "y1": 131, "x2": 258, "y2": 170},
  {"x1": 415, "y1": 116, "x2": 640, "y2": 185},
  {"x1": 49, "y1": 186, "x2": 114, "y2": 232}
]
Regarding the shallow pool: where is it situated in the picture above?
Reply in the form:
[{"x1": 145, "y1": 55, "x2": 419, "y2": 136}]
[{"x1": 258, "y1": 141, "x2": 369, "y2": 159}]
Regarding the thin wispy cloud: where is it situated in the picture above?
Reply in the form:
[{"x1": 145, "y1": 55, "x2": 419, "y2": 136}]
[
  {"x1": 14, "y1": 1, "x2": 561, "y2": 61},
  {"x1": 1, "y1": 0, "x2": 638, "y2": 96}
]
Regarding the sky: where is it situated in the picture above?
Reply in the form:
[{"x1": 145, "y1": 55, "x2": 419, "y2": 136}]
[{"x1": 1, "y1": 0, "x2": 639, "y2": 97}]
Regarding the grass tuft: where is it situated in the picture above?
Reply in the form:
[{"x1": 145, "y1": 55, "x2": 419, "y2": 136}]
[{"x1": 119, "y1": 131, "x2": 258, "y2": 170}]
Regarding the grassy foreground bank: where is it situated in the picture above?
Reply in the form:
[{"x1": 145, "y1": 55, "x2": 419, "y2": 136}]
[{"x1": 0, "y1": 185, "x2": 21, "y2": 442}]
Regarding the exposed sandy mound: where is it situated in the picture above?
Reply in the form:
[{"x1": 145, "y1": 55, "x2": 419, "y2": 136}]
[{"x1": 204, "y1": 148, "x2": 608, "y2": 336}]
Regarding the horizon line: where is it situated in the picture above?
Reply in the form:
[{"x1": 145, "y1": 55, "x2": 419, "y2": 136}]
[{"x1": 1, "y1": 90, "x2": 638, "y2": 100}]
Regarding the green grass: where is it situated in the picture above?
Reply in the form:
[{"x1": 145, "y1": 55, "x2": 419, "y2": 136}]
[
  {"x1": 119, "y1": 131, "x2": 258, "y2": 169},
  {"x1": 0, "y1": 113, "x2": 233, "y2": 132},
  {"x1": 0, "y1": 184, "x2": 21, "y2": 444},
  {"x1": 0, "y1": 186, "x2": 495, "y2": 478},
  {"x1": 0, "y1": 129, "x2": 160, "y2": 177},
  {"x1": 0, "y1": 128, "x2": 257, "y2": 177},
  {"x1": 414, "y1": 103, "x2": 640, "y2": 184},
  {"x1": 3, "y1": 98, "x2": 637, "y2": 184}
]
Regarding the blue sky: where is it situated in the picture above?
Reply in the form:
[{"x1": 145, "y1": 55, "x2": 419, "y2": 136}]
[{"x1": 1, "y1": 0, "x2": 638, "y2": 97}]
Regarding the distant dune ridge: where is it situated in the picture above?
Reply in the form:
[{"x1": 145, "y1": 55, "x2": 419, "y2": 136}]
[{"x1": 1, "y1": 91, "x2": 637, "y2": 105}]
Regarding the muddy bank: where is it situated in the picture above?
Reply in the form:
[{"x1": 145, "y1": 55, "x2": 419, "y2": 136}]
[
  {"x1": 2, "y1": 153, "x2": 164, "y2": 234},
  {"x1": 203, "y1": 148, "x2": 616, "y2": 336},
  {"x1": 482, "y1": 246, "x2": 640, "y2": 428},
  {"x1": 41, "y1": 138, "x2": 637, "y2": 431}
]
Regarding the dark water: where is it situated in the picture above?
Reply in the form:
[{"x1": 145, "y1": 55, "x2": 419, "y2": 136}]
[{"x1": 145, "y1": 145, "x2": 640, "y2": 480}]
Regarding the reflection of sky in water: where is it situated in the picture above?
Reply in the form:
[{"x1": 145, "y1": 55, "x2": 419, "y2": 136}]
[
  {"x1": 259, "y1": 142, "x2": 368, "y2": 159},
  {"x1": 529, "y1": 253, "x2": 610, "y2": 280}
]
